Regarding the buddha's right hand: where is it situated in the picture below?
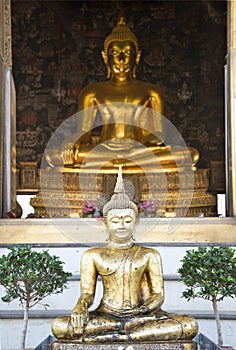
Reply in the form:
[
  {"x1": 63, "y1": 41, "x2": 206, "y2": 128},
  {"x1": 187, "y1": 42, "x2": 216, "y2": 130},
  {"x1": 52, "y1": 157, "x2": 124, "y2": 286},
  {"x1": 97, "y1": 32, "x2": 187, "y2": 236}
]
[{"x1": 70, "y1": 305, "x2": 89, "y2": 336}]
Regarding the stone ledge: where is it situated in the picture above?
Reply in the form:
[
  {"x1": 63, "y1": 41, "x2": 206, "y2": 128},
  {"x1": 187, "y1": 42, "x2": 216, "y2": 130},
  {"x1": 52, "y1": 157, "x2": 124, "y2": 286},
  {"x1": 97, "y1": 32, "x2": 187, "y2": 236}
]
[
  {"x1": 0, "y1": 217, "x2": 236, "y2": 244},
  {"x1": 51, "y1": 340, "x2": 197, "y2": 350}
]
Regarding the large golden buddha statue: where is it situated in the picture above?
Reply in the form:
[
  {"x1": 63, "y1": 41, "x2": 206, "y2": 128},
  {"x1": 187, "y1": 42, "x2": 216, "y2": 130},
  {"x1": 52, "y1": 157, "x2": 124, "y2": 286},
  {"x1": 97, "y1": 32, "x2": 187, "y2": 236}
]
[
  {"x1": 46, "y1": 16, "x2": 199, "y2": 172},
  {"x1": 32, "y1": 12, "x2": 216, "y2": 220},
  {"x1": 52, "y1": 167, "x2": 198, "y2": 343}
]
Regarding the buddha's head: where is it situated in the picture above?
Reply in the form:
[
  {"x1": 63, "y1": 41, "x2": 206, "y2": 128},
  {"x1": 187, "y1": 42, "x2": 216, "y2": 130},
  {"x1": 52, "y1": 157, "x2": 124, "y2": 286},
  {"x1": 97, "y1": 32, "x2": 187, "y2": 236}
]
[
  {"x1": 103, "y1": 166, "x2": 139, "y2": 242},
  {"x1": 102, "y1": 17, "x2": 141, "y2": 79}
]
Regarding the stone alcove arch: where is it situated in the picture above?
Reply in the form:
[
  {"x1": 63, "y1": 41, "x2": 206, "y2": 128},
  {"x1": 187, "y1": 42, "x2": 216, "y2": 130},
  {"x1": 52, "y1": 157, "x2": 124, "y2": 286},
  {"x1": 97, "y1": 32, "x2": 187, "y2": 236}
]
[{"x1": 0, "y1": 0, "x2": 236, "y2": 219}]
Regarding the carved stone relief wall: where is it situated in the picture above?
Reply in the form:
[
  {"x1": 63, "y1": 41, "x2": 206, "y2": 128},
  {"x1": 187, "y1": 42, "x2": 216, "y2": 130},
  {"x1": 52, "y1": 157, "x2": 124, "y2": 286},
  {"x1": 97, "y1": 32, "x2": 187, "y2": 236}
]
[{"x1": 11, "y1": 0, "x2": 227, "y2": 190}]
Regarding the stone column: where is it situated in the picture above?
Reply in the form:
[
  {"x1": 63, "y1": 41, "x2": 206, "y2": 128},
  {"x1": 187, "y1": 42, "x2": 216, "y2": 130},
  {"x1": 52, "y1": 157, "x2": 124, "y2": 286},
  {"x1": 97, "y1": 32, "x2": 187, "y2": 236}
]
[
  {"x1": 226, "y1": 1, "x2": 236, "y2": 216},
  {"x1": 0, "y1": 0, "x2": 16, "y2": 217}
]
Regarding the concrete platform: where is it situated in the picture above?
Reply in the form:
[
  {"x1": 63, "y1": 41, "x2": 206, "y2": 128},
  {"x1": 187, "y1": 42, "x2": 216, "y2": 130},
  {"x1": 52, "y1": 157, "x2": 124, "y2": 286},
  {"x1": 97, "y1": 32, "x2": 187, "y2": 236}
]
[{"x1": 51, "y1": 340, "x2": 197, "y2": 350}]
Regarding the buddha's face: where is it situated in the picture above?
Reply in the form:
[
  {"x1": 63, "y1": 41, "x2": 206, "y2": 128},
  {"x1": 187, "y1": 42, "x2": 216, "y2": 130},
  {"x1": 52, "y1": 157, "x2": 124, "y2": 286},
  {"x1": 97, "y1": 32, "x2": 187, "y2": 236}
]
[
  {"x1": 106, "y1": 208, "x2": 136, "y2": 243},
  {"x1": 106, "y1": 41, "x2": 137, "y2": 80}
]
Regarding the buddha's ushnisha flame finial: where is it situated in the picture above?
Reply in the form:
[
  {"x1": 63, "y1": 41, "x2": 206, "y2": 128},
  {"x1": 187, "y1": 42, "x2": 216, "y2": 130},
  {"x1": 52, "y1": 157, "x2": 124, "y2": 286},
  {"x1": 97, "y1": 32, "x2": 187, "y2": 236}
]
[
  {"x1": 102, "y1": 166, "x2": 139, "y2": 222},
  {"x1": 114, "y1": 166, "x2": 125, "y2": 194},
  {"x1": 117, "y1": 1, "x2": 126, "y2": 26}
]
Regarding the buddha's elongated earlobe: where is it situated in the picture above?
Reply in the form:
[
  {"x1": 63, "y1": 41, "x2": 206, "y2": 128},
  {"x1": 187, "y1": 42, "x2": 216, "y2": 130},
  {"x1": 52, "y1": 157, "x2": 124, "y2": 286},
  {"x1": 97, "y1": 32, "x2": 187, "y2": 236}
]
[
  {"x1": 105, "y1": 231, "x2": 110, "y2": 242},
  {"x1": 106, "y1": 67, "x2": 111, "y2": 79},
  {"x1": 131, "y1": 223, "x2": 137, "y2": 241},
  {"x1": 102, "y1": 219, "x2": 110, "y2": 241},
  {"x1": 131, "y1": 231, "x2": 136, "y2": 241},
  {"x1": 132, "y1": 66, "x2": 137, "y2": 79},
  {"x1": 102, "y1": 50, "x2": 111, "y2": 79},
  {"x1": 136, "y1": 50, "x2": 141, "y2": 64},
  {"x1": 132, "y1": 51, "x2": 141, "y2": 78}
]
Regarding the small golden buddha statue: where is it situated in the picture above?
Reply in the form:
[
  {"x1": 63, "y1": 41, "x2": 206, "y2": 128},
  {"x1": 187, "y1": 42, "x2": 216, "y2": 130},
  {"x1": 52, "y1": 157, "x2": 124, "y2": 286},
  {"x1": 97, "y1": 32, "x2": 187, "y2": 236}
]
[
  {"x1": 52, "y1": 167, "x2": 198, "y2": 342},
  {"x1": 46, "y1": 16, "x2": 199, "y2": 172}
]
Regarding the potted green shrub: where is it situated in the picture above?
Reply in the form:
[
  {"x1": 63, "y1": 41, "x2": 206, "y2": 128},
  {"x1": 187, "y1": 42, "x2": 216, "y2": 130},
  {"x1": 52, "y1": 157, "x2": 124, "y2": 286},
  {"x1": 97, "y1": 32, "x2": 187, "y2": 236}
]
[
  {"x1": 0, "y1": 246, "x2": 72, "y2": 349},
  {"x1": 178, "y1": 245, "x2": 236, "y2": 347}
]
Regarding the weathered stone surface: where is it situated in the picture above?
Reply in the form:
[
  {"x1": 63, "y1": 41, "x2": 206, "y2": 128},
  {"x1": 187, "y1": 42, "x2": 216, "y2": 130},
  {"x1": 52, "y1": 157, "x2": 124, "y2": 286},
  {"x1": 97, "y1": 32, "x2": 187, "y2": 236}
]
[{"x1": 51, "y1": 340, "x2": 197, "y2": 350}]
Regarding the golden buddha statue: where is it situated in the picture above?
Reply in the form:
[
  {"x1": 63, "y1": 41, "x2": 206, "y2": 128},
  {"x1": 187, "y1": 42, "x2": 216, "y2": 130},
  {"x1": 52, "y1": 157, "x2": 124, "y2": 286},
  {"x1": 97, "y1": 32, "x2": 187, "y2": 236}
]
[
  {"x1": 46, "y1": 16, "x2": 199, "y2": 172},
  {"x1": 52, "y1": 167, "x2": 198, "y2": 342}
]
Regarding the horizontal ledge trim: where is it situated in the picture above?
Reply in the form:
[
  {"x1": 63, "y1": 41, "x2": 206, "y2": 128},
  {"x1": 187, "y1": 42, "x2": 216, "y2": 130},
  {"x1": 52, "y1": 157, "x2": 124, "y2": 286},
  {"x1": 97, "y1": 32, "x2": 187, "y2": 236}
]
[
  {"x1": 1, "y1": 309, "x2": 235, "y2": 320},
  {"x1": 1, "y1": 242, "x2": 236, "y2": 248},
  {"x1": 0, "y1": 217, "x2": 236, "y2": 226},
  {"x1": 68, "y1": 274, "x2": 182, "y2": 281}
]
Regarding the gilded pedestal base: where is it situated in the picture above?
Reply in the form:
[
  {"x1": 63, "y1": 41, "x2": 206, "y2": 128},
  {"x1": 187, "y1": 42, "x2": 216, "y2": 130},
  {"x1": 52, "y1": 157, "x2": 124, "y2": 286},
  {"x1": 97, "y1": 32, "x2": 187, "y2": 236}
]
[
  {"x1": 51, "y1": 340, "x2": 197, "y2": 350},
  {"x1": 31, "y1": 168, "x2": 216, "y2": 218}
]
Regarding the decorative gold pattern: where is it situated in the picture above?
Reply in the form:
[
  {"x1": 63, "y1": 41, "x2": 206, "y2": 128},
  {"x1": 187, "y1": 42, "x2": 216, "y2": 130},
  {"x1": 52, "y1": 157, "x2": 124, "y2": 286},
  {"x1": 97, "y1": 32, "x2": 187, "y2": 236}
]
[
  {"x1": 228, "y1": 1, "x2": 236, "y2": 49},
  {"x1": 19, "y1": 162, "x2": 38, "y2": 189},
  {"x1": 31, "y1": 168, "x2": 216, "y2": 218},
  {"x1": 1, "y1": 0, "x2": 12, "y2": 68},
  {"x1": 0, "y1": 2, "x2": 3, "y2": 58}
]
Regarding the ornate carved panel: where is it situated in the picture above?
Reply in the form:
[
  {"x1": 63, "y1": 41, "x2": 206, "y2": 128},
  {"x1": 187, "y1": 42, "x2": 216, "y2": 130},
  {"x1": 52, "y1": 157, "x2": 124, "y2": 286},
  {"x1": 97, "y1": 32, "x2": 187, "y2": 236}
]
[{"x1": 0, "y1": 0, "x2": 12, "y2": 68}]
